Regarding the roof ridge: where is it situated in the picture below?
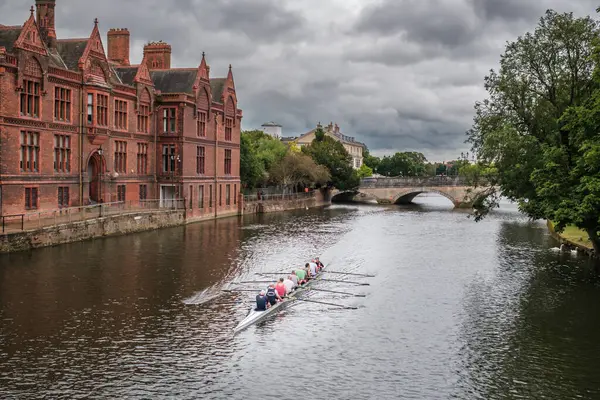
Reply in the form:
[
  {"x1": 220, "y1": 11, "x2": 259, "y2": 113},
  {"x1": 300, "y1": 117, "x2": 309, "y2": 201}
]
[{"x1": 56, "y1": 38, "x2": 88, "y2": 42}]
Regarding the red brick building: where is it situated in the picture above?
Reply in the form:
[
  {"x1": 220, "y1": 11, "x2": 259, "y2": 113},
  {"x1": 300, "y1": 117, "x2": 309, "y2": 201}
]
[{"x1": 0, "y1": 0, "x2": 242, "y2": 219}]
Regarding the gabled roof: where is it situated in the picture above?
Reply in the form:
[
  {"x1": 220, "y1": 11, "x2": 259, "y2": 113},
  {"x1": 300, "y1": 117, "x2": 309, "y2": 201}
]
[
  {"x1": 151, "y1": 68, "x2": 197, "y2": 94},
  {"x1": 114, "y1": 65, "x2": 139, "y2": 85},
  {"x1": 210, "y1": 78, "x2": 225, "y2": 102},
  {"x1": 0, "y1": 26, "x2": 23, "y2": 53},
  {"x1": 56, "y1": 39, "x2": 88, "y2": 70}
]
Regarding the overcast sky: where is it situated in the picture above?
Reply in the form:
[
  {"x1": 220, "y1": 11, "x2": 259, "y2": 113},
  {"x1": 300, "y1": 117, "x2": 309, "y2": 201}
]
[{"x1": 1, "y1": 0, "x2": 598, "y2": 161}]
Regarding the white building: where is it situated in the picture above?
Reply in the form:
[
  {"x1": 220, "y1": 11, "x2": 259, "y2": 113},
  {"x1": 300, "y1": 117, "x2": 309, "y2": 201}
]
[{"x1": 261, "y1": 121, "x2": 283, "y2": 139}]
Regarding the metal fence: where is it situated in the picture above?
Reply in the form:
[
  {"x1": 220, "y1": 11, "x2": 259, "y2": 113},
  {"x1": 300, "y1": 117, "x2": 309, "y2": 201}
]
[
  {"x1": 1, "y1": 199, "x2": 185, "y2": 233},
  {"x1": 243, "y1": 191, "x2": 316, "y2": 203}
]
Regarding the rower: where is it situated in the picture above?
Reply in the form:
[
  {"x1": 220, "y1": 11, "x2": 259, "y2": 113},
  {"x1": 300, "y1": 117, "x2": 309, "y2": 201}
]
[
  {"x1": 283, "y1": 275, "x2": 295, "y2": 294},
  {"x1": 315, "y1": 257, "x2": 324, "y2": 270},
  {"x1": 275, "y1": 278, "x2": 287, "y2": 298},
  {"x1": 295, "y1": 267, "x2": 307, "y2": 285},
  {"x1": 266, "y1": 284, "x2": 282, "y2": 306},
  {"x1": 307, "y1": 261, "x2": 318, "y2": 278},
  {"x1": 288, "y1": 272, "x2": 299, "y2": 287},
  {"x1": 256, "y1": 290, "x2": 268, "y2": 311}
]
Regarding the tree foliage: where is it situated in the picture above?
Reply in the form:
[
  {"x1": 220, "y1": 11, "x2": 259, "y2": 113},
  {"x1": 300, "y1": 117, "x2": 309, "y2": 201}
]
[
  {"x1": 240, "y1": 134, "x2": 264, "y2": 189},
  {"x1": 269, "y1": 153, "x2": 330, "y2": 190},
  {"x1": 465, "y1": 9, "x2": 600, "y2": 253},
  {"x1": 302, "y1": 135, "x2": 360, "y2": 190},
  {"x1": 357, "y1": 164, "x2": 373, "y2": 178},
  {"x1": 240, "y1": 130, "x2": 288, "y2": 189},
  {"x1": 363, "y1": 148, "x2": 381, "y2": 172},
  {"x1": 377, "y1": 152, "x2": 429, "y2": 176}
]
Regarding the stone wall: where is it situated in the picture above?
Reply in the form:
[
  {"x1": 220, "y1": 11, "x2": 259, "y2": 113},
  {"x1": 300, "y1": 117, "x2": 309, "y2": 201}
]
[
  {"x1": 0, "y1": 210, "x2": 185, "y2": 254},
  {"x1": 243, "y1": 197, "x2": 318, "y2": 215}
]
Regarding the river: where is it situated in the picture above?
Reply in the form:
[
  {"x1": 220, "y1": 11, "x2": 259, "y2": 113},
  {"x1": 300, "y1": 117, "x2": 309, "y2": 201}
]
[{"x1": 1, "y1": 197, "x2": 599, "y2": 399}]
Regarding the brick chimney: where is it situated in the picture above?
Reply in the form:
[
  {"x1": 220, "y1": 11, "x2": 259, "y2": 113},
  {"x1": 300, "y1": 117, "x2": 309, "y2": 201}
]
[
  {"x1": 107, "y1": 28, "x2": 130, "y2": 66},
  {"x1": 35, "y1": 0, "x2": 56, "y2": 48},
  {"x1": 143, "y1": 41, "x2": 171, "y2": 70}
]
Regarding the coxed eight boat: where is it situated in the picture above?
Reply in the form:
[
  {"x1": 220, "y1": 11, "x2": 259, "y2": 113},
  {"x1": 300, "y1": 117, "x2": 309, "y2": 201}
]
[{"x1": 233, "y1": 265, "x2": 325, "y2": 334}]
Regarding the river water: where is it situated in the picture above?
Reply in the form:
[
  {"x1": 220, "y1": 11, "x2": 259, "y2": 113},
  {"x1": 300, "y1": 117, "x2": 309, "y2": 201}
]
[{"x1": 1, "y1": 197, "x2": 599, "y2": 399}]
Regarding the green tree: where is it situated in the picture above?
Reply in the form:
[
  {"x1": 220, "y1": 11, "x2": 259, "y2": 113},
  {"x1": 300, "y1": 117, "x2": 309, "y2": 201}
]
[
  {"x1": 302, "y1": 135, "x2": 360, "y2": 190},
  {"x1": 377, "y1": 151, "x2": 428, "y2": 177},
  {"x1": 269, "y1": 152, "x2": 330, "y2": 192},
  {"x1": 240, "y1": 133, "x2": 264, "y2": 189},
  {"x1": 241, "y1": 130, "x2": 288, "y2": 187},
  {"x1": 357, "y1": 164, "x2": 373, "y2": 178},
  {"x1": 466, "y1": 9, "x2": 600, "y2": 252},
  {"x1": 363, "y1": 148, "x2": 380, "y2": 172}
]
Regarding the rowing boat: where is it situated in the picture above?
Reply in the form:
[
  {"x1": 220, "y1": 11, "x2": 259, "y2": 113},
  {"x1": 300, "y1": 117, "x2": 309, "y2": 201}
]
[{"x1": 233, "y1": 265, "x2": 325, "y2": 334}]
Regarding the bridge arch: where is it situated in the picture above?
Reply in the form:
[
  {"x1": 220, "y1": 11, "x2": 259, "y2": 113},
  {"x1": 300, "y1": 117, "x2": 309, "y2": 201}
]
[{"x1": 392, "y1": 189, "x2": 457, "y2": 205}]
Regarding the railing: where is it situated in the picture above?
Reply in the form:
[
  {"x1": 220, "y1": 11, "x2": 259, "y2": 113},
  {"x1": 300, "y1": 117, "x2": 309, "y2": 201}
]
[
  {"x1": 0, "y1": 199, "x2": 185, "y2": 234},
  {"x1": 360, "y1": 176, "x2": 469, "y2": 188},
  {"x1": 243, "y1": 191, "x2": 316, "y2": 203}
]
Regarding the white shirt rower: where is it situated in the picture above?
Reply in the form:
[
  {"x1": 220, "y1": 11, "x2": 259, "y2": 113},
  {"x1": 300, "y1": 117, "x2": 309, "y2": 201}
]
[
  {"x1": 308, "y1": 262, "x2": 318, "y2": 277},
  {"x1": 283, "y1": 277, "x2": 295, "y2": 294}
]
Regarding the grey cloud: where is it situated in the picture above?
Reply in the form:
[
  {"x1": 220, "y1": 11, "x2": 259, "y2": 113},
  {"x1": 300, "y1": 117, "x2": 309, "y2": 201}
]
[{"x1": 1, "y1": 0, "x2": 596, "y2": 161}]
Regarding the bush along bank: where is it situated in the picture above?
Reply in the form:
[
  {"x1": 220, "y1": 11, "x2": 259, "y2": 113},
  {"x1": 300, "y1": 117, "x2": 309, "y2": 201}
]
[{"x1": 547, "y1": 220, "x2": 596, "y2": 258}]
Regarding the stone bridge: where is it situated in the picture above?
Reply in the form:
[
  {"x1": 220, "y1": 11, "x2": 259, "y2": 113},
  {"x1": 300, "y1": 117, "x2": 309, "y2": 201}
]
[{"x1": 331, "y1": 176, "x2": 486, "y2": 208}]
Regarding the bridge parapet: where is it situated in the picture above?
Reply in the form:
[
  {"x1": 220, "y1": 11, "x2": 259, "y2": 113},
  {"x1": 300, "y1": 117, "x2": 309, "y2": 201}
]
[{"x1": 360, "y1": 176, "x2": 468, "y2": 188}]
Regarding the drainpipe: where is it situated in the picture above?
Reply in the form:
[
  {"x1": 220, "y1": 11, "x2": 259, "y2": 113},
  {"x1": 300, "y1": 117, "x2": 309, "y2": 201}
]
[
  {"x1": 214, "y1": 113, "x2": 218, "y2": 218},
  {"x1": 79, "y1": 73, "x2": 84, "y2": 206},
  {"x1": 153, "y1": 96, "x2": 158, "y2": 199}
]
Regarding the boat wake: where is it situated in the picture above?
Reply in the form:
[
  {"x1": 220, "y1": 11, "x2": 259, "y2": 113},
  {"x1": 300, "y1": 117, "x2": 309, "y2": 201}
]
[{"x1": 182, "y1": 287, "x2": 224, "y2": 305}]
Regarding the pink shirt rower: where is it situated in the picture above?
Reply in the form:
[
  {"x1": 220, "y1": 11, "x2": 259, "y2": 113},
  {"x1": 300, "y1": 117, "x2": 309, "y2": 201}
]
[{"x1": 275, "y1": 278, "x2": 287, "y2": 297}]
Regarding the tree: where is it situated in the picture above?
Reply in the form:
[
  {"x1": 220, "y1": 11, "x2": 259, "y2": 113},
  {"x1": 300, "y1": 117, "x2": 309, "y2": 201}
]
[
  {"x1": 240, "y1": 133, "x2": 264, "y2": 189},
  {"x1": 363, "y1": 148, "x2": 380, "y2": 172},
  {"x1": 357, "y1": 164, "x2": 373, "y2": 178},
  {"x1": 240, "y1": 130, "x2": 288, "y2": 187},
  {"x1": 302, "y1": 135, "x2": 360, "y2": 190},
  {"x1": 269, "y1": 152, "x2": 330, "y2": 192},
  {"x1": 466, "y1": 9, "x2": 600, "y2": 252},
  {"x1": 377, "y1": 151, "x2": 428, "y2": 177}
]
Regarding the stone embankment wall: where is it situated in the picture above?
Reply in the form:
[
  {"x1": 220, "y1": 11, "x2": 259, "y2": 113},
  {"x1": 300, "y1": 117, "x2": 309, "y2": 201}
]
[
  {"x1": 243, "y1": 197, "x2": 317, "y2": 214},
  {"x1": 0, "y1": 190, "x2": 332, "y2": 254},
  {"x1": 0, "y1": 211, "x2": 185, "y2": 254},
  {"x1": 242, "y1": 189, "x2": 329, "y2": 215}
]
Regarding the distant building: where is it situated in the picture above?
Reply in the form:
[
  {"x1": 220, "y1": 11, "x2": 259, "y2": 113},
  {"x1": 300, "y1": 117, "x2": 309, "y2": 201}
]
[
  {"x1": 289, "y1": 122, "x2": 365, "y2": 169},
  {"x1": 260, "y1": 121, "x2": 282, "y2": 139}
]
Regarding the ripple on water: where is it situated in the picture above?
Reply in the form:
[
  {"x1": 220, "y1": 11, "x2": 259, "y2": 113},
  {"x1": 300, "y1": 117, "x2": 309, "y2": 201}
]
[{"x1": 1, "y1": 201, "x2": 600, "y2": 399}]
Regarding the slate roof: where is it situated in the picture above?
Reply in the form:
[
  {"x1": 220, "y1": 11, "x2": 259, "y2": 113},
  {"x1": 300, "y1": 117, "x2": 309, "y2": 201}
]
[
  {"x1": 56, "y1": 39, "x2": 88, "y2": 70},
  {"x1": 210, "y1": 78, "x2": 225, "y2": 101},
  {"x1": 47, "y1": 48, "x2": 68, "y2": 69},
  {"x1": 151, "y1": 69, "x2": 197, "y2": 94},
  {"x1": 114, "y1": 66, "x2": 139, "y2": 85},
  {"x1": 0, "y1": 26, "x2": 22, "y2": 53}
]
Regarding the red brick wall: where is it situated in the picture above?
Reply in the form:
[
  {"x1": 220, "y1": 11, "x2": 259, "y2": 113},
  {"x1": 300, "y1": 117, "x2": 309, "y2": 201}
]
[{"x1": 107, "y1": 29, "x2": 130, "y2": 66}]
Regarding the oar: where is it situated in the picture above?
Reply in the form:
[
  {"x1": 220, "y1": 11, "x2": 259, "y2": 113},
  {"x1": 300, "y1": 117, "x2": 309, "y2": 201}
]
[
  {"x1": 324, "y1": 271, "x2": 375, "y2": 278},
  {"x1": 296, "y1": 298, "x2": 358, "y2": 309},
  {"x1": 236, "y1": 280, "x2": 274, "y2": 284},
  {"x1": 222, "y1": 289, "x2": 261, "y2": 292},
  {"x1": 316, "y1": 278, "x2": 370, "y2": 286},
  {"x1": 308, "y1": 288, "x2": 366, "y2": 297}
]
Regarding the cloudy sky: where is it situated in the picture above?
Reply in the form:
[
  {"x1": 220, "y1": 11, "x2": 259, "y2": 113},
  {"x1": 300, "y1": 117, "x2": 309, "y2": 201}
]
[{"x1": 1, "y1": 0, "x2": 598, "y2": 161}]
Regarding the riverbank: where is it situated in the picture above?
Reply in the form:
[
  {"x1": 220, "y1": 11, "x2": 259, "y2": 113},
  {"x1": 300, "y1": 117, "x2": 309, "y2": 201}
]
[
  {"x1": 0, "y1": 191, "x2": 329, "y2": 254},
  {"x1": 547, "y1": 220, "x2": 595, "y2": 257}
]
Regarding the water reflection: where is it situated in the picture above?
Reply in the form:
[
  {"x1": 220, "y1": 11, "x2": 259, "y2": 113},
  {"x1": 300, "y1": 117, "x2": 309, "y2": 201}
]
[{"x1": 1, "y1": 200, "x2": 599, "y2": 399}]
